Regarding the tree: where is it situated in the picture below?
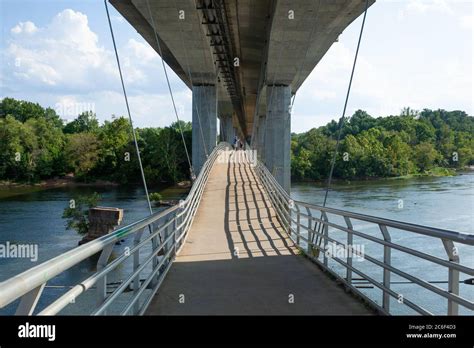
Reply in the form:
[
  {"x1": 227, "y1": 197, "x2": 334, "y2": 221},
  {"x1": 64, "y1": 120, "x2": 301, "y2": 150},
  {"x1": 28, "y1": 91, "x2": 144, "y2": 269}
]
[
  {"x1": 26, "y1": 117, "x2": 65, "y2": 178},
  {"x1": 64, "y1": 133, "x2": 100, "y2": 178},
  {"x1": 62, "y1": 192, "x2": 101, "y2": 235},
  {"x1": 0, "y1": 97, "x2": 62, "y2": 127},
  {"x1": 63, "y1": 111, "x2": 99, "y2": 134},
  {"x1": 345, "y1": 110, "x2": 376, "y2": 136},
  {"x1": 0, "y1": 115, "x2": 38, "y2": 181},
  {"x1": 140, "y1": 121, "x2": 193, "y2": 184},
  {"x1": 413, "y1": 142, "x2": 441, "y2": 172},
  {"x1": 94, "y1": 117, "x2": 134, "y2": 181}
]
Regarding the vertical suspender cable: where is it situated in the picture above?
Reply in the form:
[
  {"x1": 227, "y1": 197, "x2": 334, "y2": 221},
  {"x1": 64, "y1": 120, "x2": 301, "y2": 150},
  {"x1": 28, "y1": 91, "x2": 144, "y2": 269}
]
[
  {"x1": 313, "y1": 0, "x2": 369, "y2": 250},
  {"x1": 104, "y1": 0, "x2": 153, "y2": 214},
  {"x1": 145, "y1": 0, "x2": 194, "y2": 179}
]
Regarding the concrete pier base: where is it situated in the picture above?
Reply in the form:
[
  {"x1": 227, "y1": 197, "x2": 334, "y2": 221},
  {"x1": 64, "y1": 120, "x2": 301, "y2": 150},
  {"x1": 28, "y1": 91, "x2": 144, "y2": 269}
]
[{"x1": 79, "y1": 207, "x2": 123, "y2": 245}]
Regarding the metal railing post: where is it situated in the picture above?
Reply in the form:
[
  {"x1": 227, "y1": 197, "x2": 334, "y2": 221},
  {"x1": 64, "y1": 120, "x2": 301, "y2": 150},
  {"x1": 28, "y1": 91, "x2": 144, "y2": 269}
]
[
  {"x1": 322, "y1": 212, "x2": 329, "y2": 267},
  {"x1": 344, "y1": 216, "x2": 354, "y2": 285},
  {"x1": 305, "y1": 206, "x2": 312, "y2": 254},
  {"x1": 295, "y1": 204, "x2": 300, "y2": 246},
  {"x1": 150, "y1": 222, "x2": 160, "y2": 288},
  {"x1": 15, "y1": 283, "x2": 46, "y2": 315},
  {"x1": 441, "y1": 239, "x2": 460, "y2": 315},
  {"x1": 96, "y1": 243, "x2": 114, "y2": 313},
  {"x1": 172, "y1": 212, "x2": 178, "y2": 257},
  {"x1": 379, "y1": 224, "x2": 391, "y2": 313},
  {"x1": 132, "y1": 227, "x2": 146, "y2": 315}
]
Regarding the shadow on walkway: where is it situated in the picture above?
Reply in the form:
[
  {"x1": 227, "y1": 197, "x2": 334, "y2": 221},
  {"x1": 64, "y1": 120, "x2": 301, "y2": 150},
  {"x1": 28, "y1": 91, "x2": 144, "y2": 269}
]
[{"x1": 145, "y1": 158, "x2": 372, "y2": 315}]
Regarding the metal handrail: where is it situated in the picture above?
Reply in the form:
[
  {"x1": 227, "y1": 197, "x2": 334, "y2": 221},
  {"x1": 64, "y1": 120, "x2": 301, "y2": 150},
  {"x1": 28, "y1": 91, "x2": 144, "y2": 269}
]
[
  {"x1": 254, "y1": 160, "x2": 474, "y2": 316},
  {"x1": 0, "y1": 142, "x2": 229, "y2": 315}
]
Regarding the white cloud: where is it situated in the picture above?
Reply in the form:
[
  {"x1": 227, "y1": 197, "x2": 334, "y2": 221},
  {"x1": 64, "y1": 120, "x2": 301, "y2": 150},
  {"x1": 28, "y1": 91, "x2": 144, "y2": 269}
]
[
  {"x1": 125, "y1": 39, "x2": 157, "y2": 63},
  {"x1": 2, "y1": 8, "x2": 193, "y2": 128},
  {"x1": 404, "y1": 0, "x2": 454, "y2": 15},
  {"x1": 112, "y1": 15, "x2": 125, "y2": 23},
  {"x1": 11, "y1": 21, "x2": 38, "y2": 34},
  {"x1": 7, "y1": 9, "x2": 116, "y2": 89},
  {"x1": 460, "y1": 15, "x2": 473, "y2": 29},
  {"x1": 5, "y1": 9, "x2": 171, "y2": 94}
]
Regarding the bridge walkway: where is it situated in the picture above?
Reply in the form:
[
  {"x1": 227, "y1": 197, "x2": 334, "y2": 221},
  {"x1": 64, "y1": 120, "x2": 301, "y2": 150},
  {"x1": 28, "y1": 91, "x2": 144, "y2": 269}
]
[{"x1": 145, "y1": 154, "x2": 373, "y2": 315}]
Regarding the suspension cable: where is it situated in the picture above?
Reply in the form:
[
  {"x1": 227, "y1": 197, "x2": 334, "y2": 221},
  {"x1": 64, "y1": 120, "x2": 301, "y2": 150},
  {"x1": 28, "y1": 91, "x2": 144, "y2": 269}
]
[
  {"x1": 104, "y1": 0, "x2": 153, "y2": 214},
  {"x1": 175, "y1": 0, "x2": 209, "y2": 159},
  {"x1": 145, "y1": 0, "x2": 194, "y2": 179},
  {"x1": 313, "y1": 0, "x2": 369, "y2": 249}
]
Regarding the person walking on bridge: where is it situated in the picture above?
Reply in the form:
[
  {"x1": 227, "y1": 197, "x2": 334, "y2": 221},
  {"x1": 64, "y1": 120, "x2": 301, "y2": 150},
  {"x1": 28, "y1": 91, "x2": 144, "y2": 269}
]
[{"x1": 233, "y1": 135, "x2": 239, "y2": 150}]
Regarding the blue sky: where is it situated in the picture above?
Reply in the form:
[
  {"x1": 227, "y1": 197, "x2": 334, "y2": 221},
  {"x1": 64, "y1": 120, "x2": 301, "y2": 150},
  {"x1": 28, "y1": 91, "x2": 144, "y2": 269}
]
[{"x1": 1, "y1": 0, "x2": 472, "y2": 133}]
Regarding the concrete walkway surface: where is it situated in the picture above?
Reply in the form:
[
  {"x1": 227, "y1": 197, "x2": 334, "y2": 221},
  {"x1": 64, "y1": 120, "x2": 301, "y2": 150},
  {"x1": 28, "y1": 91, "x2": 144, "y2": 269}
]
[{"x1": 146, "y1": 154, "x2": 372, "y2": 315}]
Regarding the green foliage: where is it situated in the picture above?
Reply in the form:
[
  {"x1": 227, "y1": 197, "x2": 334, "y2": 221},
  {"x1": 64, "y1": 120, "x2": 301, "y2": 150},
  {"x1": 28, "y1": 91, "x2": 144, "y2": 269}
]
[
  {"x1": 2, "y1": 97, "x2": 472, "y2": 185},
  {"x1": 292, "y1": 108, "x2": 474, "y2": 181},
  {"x1": 62, "y1": 192, "x2": 101, "y2": 235},
  {"x1": 0, "y1": 98, "x2": 193, "y2": 185},
  {"x1": 413, "y1": 142, "x2": 441, "y2": 172},
  {"x1": 64, "y1": 133, "x2": 101, "y2": 178},
  {"x1": 0, "y1": 97, "x2": 62, "y2": 127},
  {"x1": 0, "y1": 116, "x2": 38, "y2": 181},
  {"x1": 140, "y1": 121, "x2": 192, "y2": 184},
  {"x1": 149, "y1": 192, "x2": 163, "y2": 202},
  {"x1": 63, "y1": 111, "x2": 99, "y2": 134}
]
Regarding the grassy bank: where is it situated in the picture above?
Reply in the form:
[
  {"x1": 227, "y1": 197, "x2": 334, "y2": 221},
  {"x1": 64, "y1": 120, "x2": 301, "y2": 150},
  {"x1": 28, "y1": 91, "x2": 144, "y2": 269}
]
[
  {"x1": 292, "y1": 166, "x2": 463, "y2": 185},
  {"x1": 0, "y1": 178, "x2": 119, "y2": 199}
]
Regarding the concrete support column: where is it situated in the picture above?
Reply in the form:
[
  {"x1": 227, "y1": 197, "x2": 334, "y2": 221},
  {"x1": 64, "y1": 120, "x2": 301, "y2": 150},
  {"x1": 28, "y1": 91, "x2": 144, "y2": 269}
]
[
  {"x1": 265, "y1": 85, "x2": 291, "y2": 193},
  {"x1": 257, "y1": 115, "x2": 266, "y2": 161},
  {"x1": 192, "y1": 85, "x2": 217, "y2": 174},
  {"x1": 220, "y1": 114, "x2": 234, "y2": 144}
]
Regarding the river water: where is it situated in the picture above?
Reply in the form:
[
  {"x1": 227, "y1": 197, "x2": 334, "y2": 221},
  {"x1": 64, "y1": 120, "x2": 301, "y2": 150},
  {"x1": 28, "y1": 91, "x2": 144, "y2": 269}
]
[
  {"x1": 0, "y1": 173, "x2": 472, "y2": 315},
  {"x1": 290, "y1": 172, "x2": 473, "y2": 315}
]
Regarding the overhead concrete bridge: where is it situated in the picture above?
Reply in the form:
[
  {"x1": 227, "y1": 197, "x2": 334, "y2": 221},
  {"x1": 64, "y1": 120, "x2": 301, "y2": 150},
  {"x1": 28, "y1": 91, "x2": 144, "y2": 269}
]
[
  {"x1": 0, "y1": 0, "x2": 473, "y2": 316},
  {"x1": 111, "y1": 0, "x2": 374, "y2": 192}
]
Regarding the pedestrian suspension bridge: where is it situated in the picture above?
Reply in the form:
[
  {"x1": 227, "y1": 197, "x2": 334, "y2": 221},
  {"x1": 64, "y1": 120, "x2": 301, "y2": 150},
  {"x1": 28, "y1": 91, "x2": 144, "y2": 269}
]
[{"x1": 0, "y1": 0, "x2": 473, "y2": 316}]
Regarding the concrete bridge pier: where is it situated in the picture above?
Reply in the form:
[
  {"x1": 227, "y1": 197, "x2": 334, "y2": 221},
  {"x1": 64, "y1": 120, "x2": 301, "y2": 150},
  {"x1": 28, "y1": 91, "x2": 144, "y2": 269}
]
[
  {"x1": 264, "y1": 85, "x2": 291, "y2": 193},
  {"x1": 192, "y1": 85, "x2": 217, "y2": 174},
  {"x1": 219, "y1": 114, "x2": 234, "y2": 144},
  {"x1": 255, "y1": 115, "x2": 266, "y2": 161}
]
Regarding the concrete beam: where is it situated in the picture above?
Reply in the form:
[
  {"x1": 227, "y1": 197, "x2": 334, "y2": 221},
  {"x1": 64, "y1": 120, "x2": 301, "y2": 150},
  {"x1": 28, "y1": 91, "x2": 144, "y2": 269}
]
[
  {"x1": 266, "y1": 0, "x2": 375, "y2": 93},
  {"x1": 265, "y1": 85, "x2": 291, "y2": 193},
  {"x1": 192, "y1": 85, "x2": 217, "y2": 174}
]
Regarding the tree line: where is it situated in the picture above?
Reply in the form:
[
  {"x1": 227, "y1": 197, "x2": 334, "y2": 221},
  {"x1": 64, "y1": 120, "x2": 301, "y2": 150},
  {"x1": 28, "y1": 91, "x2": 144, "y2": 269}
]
[
  {"x1": 1, "y1": 98, "x2": 473, "y2": 185},
  {"x1": 291, "y1": 108, "x2": 474, "y2": 181},
  {"x1": 0, "y1": 97, "x2": 191, "y2": 185}
]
